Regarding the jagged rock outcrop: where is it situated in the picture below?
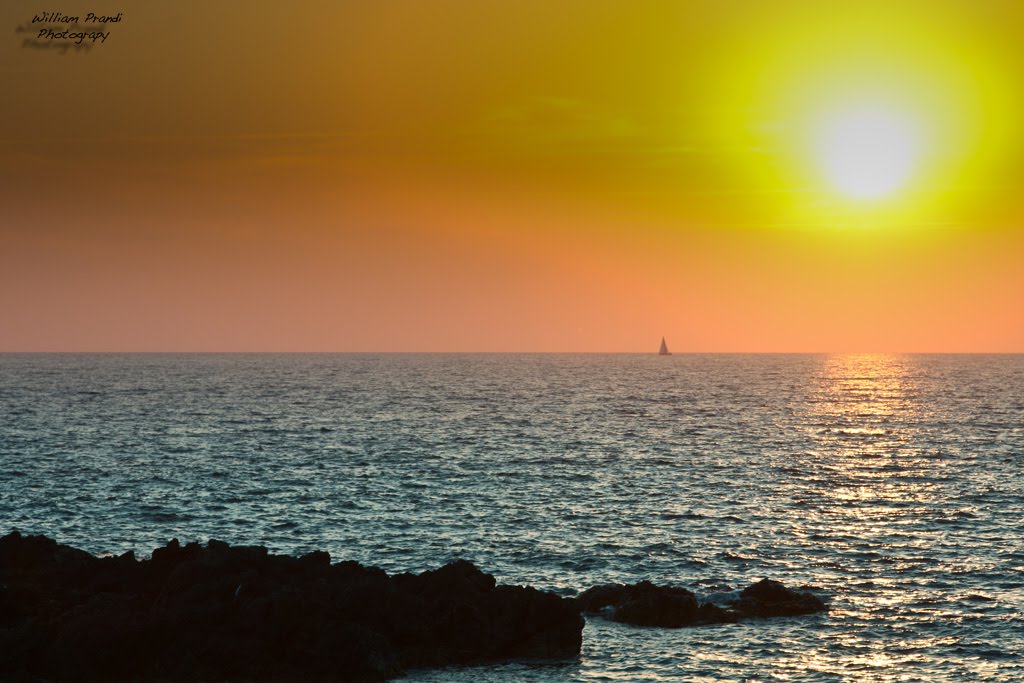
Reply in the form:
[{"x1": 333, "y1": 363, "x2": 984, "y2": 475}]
[
  {"x1": 0, "y1": 530, "x2": 831, "y2": 680},
  {"x1": 577, "y1": 577, "x2": 826, "y2": 628},
  {"x1": 0, "y1": 531, "x2": 583, "y2": 682}
]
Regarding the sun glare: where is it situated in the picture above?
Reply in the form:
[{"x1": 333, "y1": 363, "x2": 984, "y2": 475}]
[
  {"x1": 816, "y1": 106, "x2": 919, "y2": 200},
  {"x1": 701, "y1": 2, "x2": 1023, "y2": 225}
]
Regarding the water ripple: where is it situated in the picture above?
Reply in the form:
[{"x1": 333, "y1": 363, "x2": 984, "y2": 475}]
[{"x1": 1, "y1": 352, "x2": 1023, "y2": 681}]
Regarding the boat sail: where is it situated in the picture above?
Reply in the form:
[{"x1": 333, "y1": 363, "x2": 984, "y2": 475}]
[{"x1": 659, "y1": 337, "x2": 671, "y2": 356}]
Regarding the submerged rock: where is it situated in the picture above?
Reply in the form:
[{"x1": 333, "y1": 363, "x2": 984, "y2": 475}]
[
  {"x1": 578, "y1": 578, "x2": 826, "y2": 628},
  {"x1": 0, "y1": 531, "x2": 583, "y2": 682},
  {"x1": 577, "y1": 581, "x2": 735, "y2": 627}
]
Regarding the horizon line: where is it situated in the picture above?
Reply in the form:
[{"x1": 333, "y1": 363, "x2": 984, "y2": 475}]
[{"x1": 2, "y1": 350, "x2": 1023, "y2": 355}]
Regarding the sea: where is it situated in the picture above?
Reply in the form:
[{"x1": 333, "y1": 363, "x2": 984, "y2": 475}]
[{"x1": 2, "y1": 353, "x2": 1022, "y2": 682}]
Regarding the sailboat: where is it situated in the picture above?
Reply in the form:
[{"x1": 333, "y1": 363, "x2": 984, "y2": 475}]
[{"x1": 659, "y1": 337, "x2": 671, "y2": 356}]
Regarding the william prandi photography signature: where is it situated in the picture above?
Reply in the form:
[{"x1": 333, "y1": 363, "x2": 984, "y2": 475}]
[{"x1": 16, "y1": 11, "x2": 123, "y2": 53}]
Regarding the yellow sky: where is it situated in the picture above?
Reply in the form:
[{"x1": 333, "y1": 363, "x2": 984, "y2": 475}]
[{"x1": 2, "y1": 0, "x2": 1023, "y2": 351}]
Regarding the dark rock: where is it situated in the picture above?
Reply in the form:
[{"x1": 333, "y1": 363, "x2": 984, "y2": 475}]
[
  {"x1": 579, "y1": 577, "x2": 825, "y2": 628},
  {"x1": 0, "y1": 531, "x2": 582, "y2": 682},
  {"x1": 299, "y1": 550, "x2": 331, "y2": 566},
  {"x1": 577, "y1": 581, "x2": 732, "y2": 627},
  {"x1": 734, "y1": 578, "x2": 827, "y2": 618}
]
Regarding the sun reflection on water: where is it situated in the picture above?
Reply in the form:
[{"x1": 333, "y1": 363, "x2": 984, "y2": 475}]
[
  {"x1": 799, "y1": 353, "x2": 936, "y2": 502},
  {"x1": 776, "y1": 354, "x2": 973, "y2": 680}
]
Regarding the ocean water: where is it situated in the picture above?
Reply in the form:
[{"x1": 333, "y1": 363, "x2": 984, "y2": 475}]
[{"x1": 2, "y1": 353, "x2": 1023, "y2": 682}]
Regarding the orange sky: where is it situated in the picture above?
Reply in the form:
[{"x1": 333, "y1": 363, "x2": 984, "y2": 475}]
[{"x1": 2, "y1": 1, "x2": 1023, "y2": 351}]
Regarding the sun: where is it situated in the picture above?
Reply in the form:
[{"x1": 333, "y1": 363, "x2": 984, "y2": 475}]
[{"x1": 815, "y1": 105, "x2": 919, "y2": 200}]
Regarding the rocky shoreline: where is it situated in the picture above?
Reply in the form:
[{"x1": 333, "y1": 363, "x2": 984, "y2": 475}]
[{"x1": 0, "y1": 531, "x2": 827, "y2": 682}]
